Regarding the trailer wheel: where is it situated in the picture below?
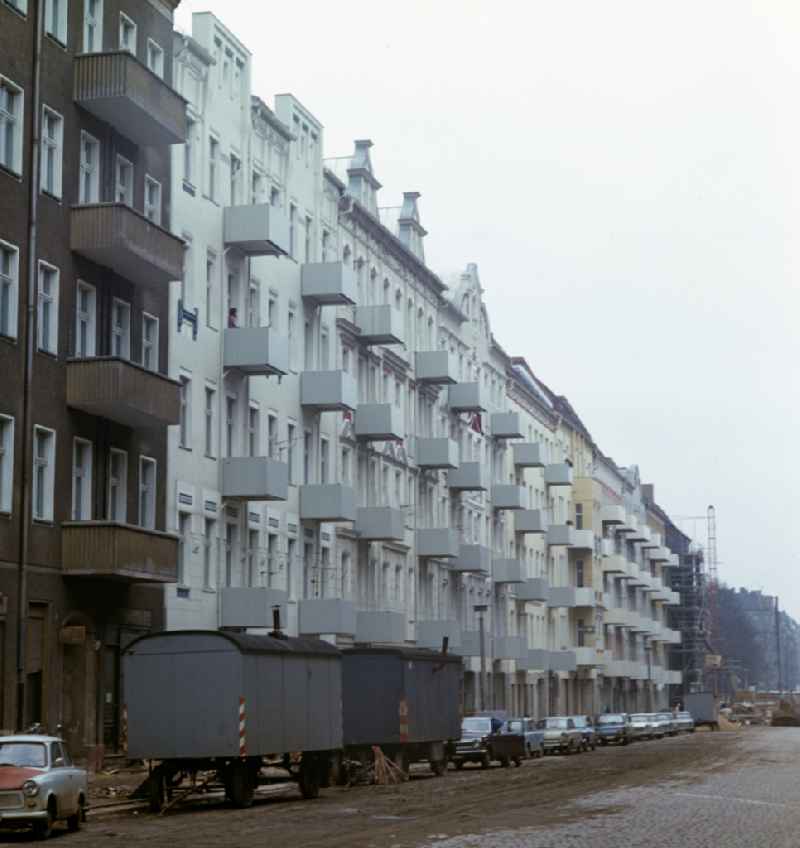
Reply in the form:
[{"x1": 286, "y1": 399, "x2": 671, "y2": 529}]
[
  {"x1": 499, "y1": 755, "x2": 510, "y2": 768},
  {"x1": 226, "y1": 761, "x2": 255, "y2": 808},
  {"x1": 147, "y1": 767, "x2": 167, "y2": 813},
  {"x1": 454, "y1": 760, "x2": 464, "y2": 770},
  {"x1": 430, "y1": 759, "x2": 447, "y2": 776},
  {"x1": 480, "y1": 752, "x2": 491, "y2": 769},
  {"x1": 299, "y1": 756, "x2": 321, "y2": 800}
]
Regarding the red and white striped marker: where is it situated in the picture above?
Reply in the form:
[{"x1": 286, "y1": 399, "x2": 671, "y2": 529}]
[
  {"x1": 239, "y1": 696, "x2": 247, "y2": 757},
  {"x1": 398, "y1": 698, "x2": 409, "y2": 743}
]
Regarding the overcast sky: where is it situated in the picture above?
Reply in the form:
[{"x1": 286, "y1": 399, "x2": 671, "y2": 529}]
[{"x1": 176, "y1": 1, "x2": 800, "y2": 617}]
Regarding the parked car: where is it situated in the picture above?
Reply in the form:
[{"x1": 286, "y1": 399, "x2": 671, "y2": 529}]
[
  {"x1": 0, "y1": 735, "x2": 87, "y2": 838},
  {"x1": 451, "y1": 716, "x2": 524, "y2": 769},
  {"x1": 629, "y1": 713, "x2": 656, "y2": 740},
  {"x1": 594, "y1": 713, "x2": 632, "y2": 745},
  {"x1": 536, "y1": 717, "x2": 583, "y2": 755},
  {"x1": 503, "y1": 718, "x2": 545, "y2": 759},
  {"x1": 569, "y1": 715, "x2": 596, "y2": 751},
  {"x1": 655, "y1": 711, "x2": 680, "y2": 737},
  {"x1": 675, "y1": 711, "x2": 696, "y2": 733},
  {"x1": 647, "y1": 712, "x2": 673, "y2": 738}
]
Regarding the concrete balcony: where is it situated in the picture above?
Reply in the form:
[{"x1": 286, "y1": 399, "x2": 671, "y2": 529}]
[
  {"x1": 494, "y1": 635, "x2": 526, "y2": 660},
  {"x1": 355, "y1": 507, "x2": 405, "y2": 541},
  {"x1": 415, "y1": 350, "x2": 458, "y2": 384},
  {"x1": 515, "y1": 509, "x2": 548, "y2": 535},
  {"x1": 628, "y1": 613, "x2": 647, "y2": 632},
  {"x1": 512, "y1": 443, "x2": 546, "y2": 468},
  {"x1": 415, "y1": 437, "x2": 459, "y2": 469},
  {"x1": 666, "y1": 553, "x2": 680, "y2": 567},
  {"x1": 223, "y1": 204, "x2": 290, "y2": 256},
  {"x1": 628, "y1": 662, "x2": 648, "y2": 680},
  {"x1": 648, "y1": 546, "x2": 670, "y2": 563},
  {"x1": 602, "y1": 554, "x2": 628, "y2": 575},
  {"x1": 66, "y1": 357, "x2": 179, "y2": 429},
  {"x1": 574, "y1": 587, "x2": 596, "y2": 607},
  {"x1": 447, "y1": 462, "x2": 488, "y2": 492},
  {"x1": 663, "y1": 590, "x2": 681, "y2": 606},
  {"x1": 459, "y1": 630, "x2": 493, "y2": 660},
  {"x1": 515, "y1": 578, "x2": 550, "y2": 603},
  {"x1": 70, "y1": 203, "x2": 184, "y2": 287},
  {"x1": 416, "y1": 620, "x2": 461, "y2": 651},
  {"x1": 571, "y1": 529, "x2": 595, "y2": 551},
  {"x1": 301, "y1": 261, "x2": 357, "y2": 305},
  {"x1": 600, "y1": 504, "x2": 626, "y2": 525},
  {"x1": 627, "y1": 568, "x2": 649, "y2": 588},
  {"x1": 664, "y1": 628, "x2": 681, "y2": 644},
  {"x1": 550, "y1": 650, "x2": 577, "y2": 672},
  {"x1": 492, "y1": 485, "x2": 526, "y2": 511},
  {"x1": 355, "y1": 610, "x2": 406, "y2": 643},
  {"x1": 299, "y1": 484, "x2": 357, "y2": 522},
  {"x1": 452, "y1": 544, "x2": 491, "y2": 574},
  {"x1": 546, "y1": 524, "x2": 576, "y2": 547},
  {"x1": 354, "y1": 403, "x2": 403, "y2": 441},
  {"x1": 492, "y1": 559, "x2": 525, "y2": 584},
  {"x1": 300, "y1": 370, "x2": 358, "y2": 412},
  {"x1": 223, "y1": 327, "x2": 289, "y2": 376},
  {"x1": 544, "y1": 463, "x2": 573, "y2": 486},
  {"x1": 73, "y1": 51, "x2": 186, "y2": 146},
  {"x1": 548, "y1": 587, "x2": 577, "y2": 608},
  {"x1": 62, "y1": 521, "x2": 178, "y2": 582},
  {"x1": 416, "y1": 528, "x2": 460, "y2": 559},
  {"x1": 219, "y1": 587, "x2": 288, "y2": 628},
  {"x1": 603, "y1": 659, "x2": 628, "y2": 677},
  {"x1": 490, "y1": 412, "x2": 523, "y2": 439},
  {"x1": 523, "y1": 648, "x2": 551, "y2": 671},
  {"x1": 604, "y1": 605, "x2": 630, "y2": 627},
  {"x1": 354, "y1": 305, "x2": 403, "y2": 345},
  {"x1": 298, "y1": 598, "x2": 357, "y2": 636},
  {"x1": 221, "y1": 457, "x2": 289, "y2": 502},
  {"x1": 447, "y1": 382, "x2": 487, "y2": 413},
  {"x1": 629, "y1": 523, "x2": 649, "y2": 543},
  {"x1": 575, "y1": 647, "x2": 602, "y2": 666}
]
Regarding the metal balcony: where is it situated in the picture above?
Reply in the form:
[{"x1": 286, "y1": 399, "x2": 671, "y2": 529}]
[
  {"x1": 549, "y1": 650, "x2": 577, "y2": 673},
  {"x1": 452, "y1": 544, "x2": 491, "y2": 574},
  {"x1": 515, "y1": 577, "x2": 550, "y2": 603},
  {"x1": 73, "y1": 51, "x2": 186, "y2": 146},
  {"x1": 219, "y1": 587, "x2": 288, "y2": 628},
  {"x1": 574, "y1": 647, "x2": 601, "y2": 666},
  {"x1": 603, "y1": 659, "x2": 628, "y2": 677},
  {"x1": 354, "y1": 305, "x2": 403, "y2": 345},
  {"x1": 355, "y1": 610, "x2": 406, "y2": 643},
  {"x1": 415, "y1": 437, "x2": 459, "y2": 469},
  {"x1": 223, "y1": 204, "x2": 290, "y2": 256},
  {"x1": 492, "y1": 485, "x2": 526, "y2": 511},
  {"x1": 70, "y1": 203, "x2": 184, "y2": 287},
  {"x1": 515, "y1": 509, "x2": 548, "y2": 535},
  {"x1": 544, "y1": 463, "x2": 573, "y2": 486},
  {"x1": 602, "y1": 554, "x2": 627, "y2": 575},
  {"x1": 299, "y1": 484, "x2": 357, "y2": 522},
  {"x1": 221, "y1": 457, "x2": 289, "y2": 502},
  {"x1": 546, "y1": 524, "x2": 576, "y2": 547},
  {"x1": 355, "y1": 507, "x2": 405, "y2": 541},
  {"x1": 62, "y1": 521, "x2": 178, "y2": 582},
  {"x1": 548, "y1": 587, "x2": 576, "y2": 608},
  {"x1": 300, "y1": 370, "x2": 358, "y2": 412},
  {"x1": 223, "y1": 327, "x2": 289, "y2": 376},
  {"x1": 416, "y1": 620, "x2": 461, "y2": 650},
  {"x1": 604, "y1": 606, "x2": 629, "y2": 627},
  {"x1": 627, "y1": 568, "x2": 649, "y2": 588},
  {"x1": 447, "y1": 462, "x2": 488, "y2": 492},
  {"x1": 416, "y1": 528, "x2": 460, "y2": 559},
  {"x1": 490, "y1": 412, "x2": 523, "y2": 439},
  {"x1": 574, "y1": 587, "x2": 596, "y2": 607},
  {"x1": 648, "y1": 546, "x2": 670, "y2": 563},
  {"x1": 600, "y1": 504, "x2": 626, "y2": 525},
  {"x1": 415, "y1": 350, "x2": 458, "y2": 384},
  {"x1": 298, "y1": 598, "x2": 357, "y2": 636},
  {"x1": 447, "y1": 382, "x2": 487, "y2": 413},
  {"x1": 66, "y1": 357, "x2": 180, "y2": 428},
  {"x1": 300, "y1": 261, "x2": 357, "y2": 305},
  {"x1": 628, "y1": 523, "x2": 649, "y2": 543},
  {"x1": 523, "y1": 648, "x2": 551, "y2": 671},
  {"x1": 495, "y1": 635, "x2": 526, "y2": 660},
  {"x1": 492, "y1": 559, "x2": 525, "y2": 584},
  {"x1": 354, "y1": 403, "x2": 404, "y2": 441},
  {"x1": 571, "y1": 529, "x2": 595, "y2": 551},
  {"x1": 512, "y1": 443, "x2": 546, "y2": 468}
]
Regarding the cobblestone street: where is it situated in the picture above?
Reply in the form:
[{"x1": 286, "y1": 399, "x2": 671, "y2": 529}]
[{"x1": 9, "y1": 727, "x2": 793, "y2": 848}]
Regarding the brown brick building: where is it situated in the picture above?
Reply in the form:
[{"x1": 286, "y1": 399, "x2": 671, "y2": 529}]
[{"x1": 0, "y1": 0, "x2": 184, "y2": 761}]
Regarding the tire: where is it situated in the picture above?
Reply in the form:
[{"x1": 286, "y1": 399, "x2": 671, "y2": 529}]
[
  {"x1": 454, "y1": 760, "x2": 464, "y2": 770},
  {"x1": 499, "y1": 755, "x2": 510, "y2": 768},
  {"x1": 33, "y1": 799, "x2": 55, "y2": 840},
  {"x1": 538, "y1": 745, "x2": 545, "y2": 759},
  {"x1": 67, "y1": 795, "x2": 85, "y2": 832},
  {"x1": 513, "y1": 756, "x2": 522, "y2": 767},
  {"x1": 430, "y1": 759, "x2": 447, "y2": 777},
  {"x1": 299, "y1": 756, "x2": 321, "y2": 800},
  {"x1": 526, "y1": 745, "x2": 533, "y2": 760},
  {"x1": 227, "y1": 761, "x2": 255, "y2": 808},
  {"x1": 480, "y1": 752, "x2": 490, "y2": 770},
  {"x1": 148, "y1": 768, "x2": 167, "y2": 813},
  {"x1": 622, "y1": 736, "x2": 630, "y2": 746},
  {"x1": 600, "y1": 739, "x2": 608, "y2": 746}
]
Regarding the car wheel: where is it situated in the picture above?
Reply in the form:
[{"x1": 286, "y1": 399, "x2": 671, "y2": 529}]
[
  {"x1": 513, "y1": 756, "x2": 522, "y2": 767},
  {"x1": 67, "y1": 795, "x2": 86, "y2": 832},
  {"x1": 431, "y1": 759, "x2": 447, "y2": 777},
  {"x1": 480, "y1": 752, "x2": 491, "y2": 770},
  {"x1": 33, "y1": 798, "x2": 56, "y2": 840},
  {"x1": 454, "y1": 760, "x2": 464, "y2": 770},
  {"x1": 538, "y1": 745, "x2": 545, "y2": 759},
  {"x1": 499, "y1": 755, "x2": 511, "y2": 768},
  {"x1": 622, "y1": 736, "x2": 630, "y2": 746},
  {"x1": 600, "y1": 739, "x2": 608, "y2": 746}
]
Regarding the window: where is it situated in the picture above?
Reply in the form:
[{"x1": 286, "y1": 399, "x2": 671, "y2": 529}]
[
  {"x1": 110, "y1": 299, "x2": 130, "y2": 358},
  {"x1": 40, "y1": 106, "x2": 62, "y2": 198},
  {"x1": 181, "y1": 235, "x2": 192, "y2": 308},
  {"x1": 146, "y1": 38, "x2": 164, "y2": 78},
  {"x1": 204, "y1": 387, "x2": 215, "y2": 457},
  {"x1": 71, "y1": 438, "x2": 92, "y2": 520},
  {"x1": 144, "y1": 176, "x2": 161, "y2": 224},
  {"x1": 107, "y1": 448, "x2": 127, "y2": 522},
  {"x1": 78, "y1": 132, "x2": 99, "y2": 203},
  {"x1": 115, "y1": 155, "x2": 133, "y2": 205},
  {"x1": 74, "y1": 281, "x2": 95, "y2": 357},
  {"x1": 304, "y1": 216, "x2": 312, "y2": 262},
  {"x1": 179, "y1": 376, "x2": 191, "y2": 448},
  {"x1": 82, "y1": 0, "x2": 102, "y2": 52},
  {"x1": 320, "y1": 438, "x2": 329, "y2": 484},
  {"x1": 267, "y1": 295, "x2": 277, "y2": 329},
  {"x1": 576, "y1": 559, "x2": 585, "y2": 588},
  {"x1": 138, "y1": 456, "x2": 156, "y2": 529},
  {"x1": 341, "y1": 446, "x2": 351, "y2": 484},
  {"x1": 267, "y1": 415, "x2": 277, "y2": 459},
  {"x1": 142, "y1": 313, "x2": 158, "y2": 371},
  {"x1": 287, "y1": 424, "x2": 295, "y2": 482},
  {"x1": 208, "y1": 137, "x2": 218, "y2": 201},
  {"x1": 225, "y1": 396, "x2": 235, "y2": 457},
  {"x1": 32, "y1": 426, "x2": 55, "y2": 522},
  {"x1": 575, "y1": 503, "x2": 583, "y2": 530},
  {"x1": 0, "y1": 76, "x2": 23, "y2": 175},
  {"x1": 247, "y1": 529, "x2": 259, "y2": 586},
  {"x1": 321, "y1": 229, "x2": 329, "y2": 262},
  {"x1": 177, "y1": 513, "x2": 190, "y2": 584},
  {"x1": 247, "y1": 280, "x2": 260, "y2": 328},
  {"x1": 118, "y1": 12, "x2": 136, "y2": 54},
  {"x1": 251, "y1": 170, "x2": 263, "y2": 204},
  {"x1": 269, "y1": 186, "x2": 280, "y2": 207},
  {"x1": 0, "y1": 241, "x2": 19, "y2": 339},
  {"x1": 229, "y1": 152, "x2": 241, "y2": 205},
  {"x1": 287, "y1": 310, "x2": 296, "y2": 370},
  {"x1": 247, "y1": 405, "x2": 259, "y2": 457},
  {"x1": 203, "y1": 518, "x2": 215, "y2": 588},
  {"x1": 205, "y1": 251, "x2": 216, "y2": 327},
  {"x1": 0, "y1": 415, "x2": 13, "y2": 513},
  {"x1": 184, "y1": 118, "x2": 195, "y2": 184},
  {"x1": 37, "y1": 262, "x2": 58, "y2": 354},
  {"x1": 303, "y1": 430, "x2": 311, "y2": 484},
  {"x1": 225, "y1": 522, "x2": 235, "y2": 586},
  {"x1": 4, "y1": 0, "x2": 28, "y2": 14},
  {"x1": 45, "y1": 0, "x2": 67, "y2": 44},
  {"x1": 289, "y1": 204, "x2": 296, "y2": 257}
]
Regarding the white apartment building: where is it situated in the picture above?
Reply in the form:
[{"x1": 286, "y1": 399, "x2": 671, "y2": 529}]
[{"x1": 164, "y1": 11, "x2": 682, "y2": 718}]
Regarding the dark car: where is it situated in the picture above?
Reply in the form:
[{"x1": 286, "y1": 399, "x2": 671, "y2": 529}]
[
  {"x1": 594, "y1": 712, "x2": 632, "y2": 745},
  {"x1": 569, "y1": 715, "x2": 596, "y2": 751},
  {"x1": 451, "y1": 716, "x2": 524, "y2": 769}
]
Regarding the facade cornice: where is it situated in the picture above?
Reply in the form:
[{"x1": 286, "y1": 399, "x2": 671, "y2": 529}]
[{"x1": 251, "y1": 96, "x2": 294, "y2": 141}]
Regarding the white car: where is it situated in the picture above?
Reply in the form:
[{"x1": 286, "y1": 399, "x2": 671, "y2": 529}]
[{"x1": 0, "y1": 735, "x2": 87, "y2": 838}]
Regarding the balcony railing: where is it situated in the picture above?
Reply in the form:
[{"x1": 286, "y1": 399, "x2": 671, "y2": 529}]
[
  {"x1": 512, "y1": 443, "x2": 546, "y2": 468},
  {"x1": 447, "y1": 462, "x2": 488, "y2": 492},
  {"x1": 355, "y1": 610, "x2": 406, "y2": 643},
  {"x1": 221, "y1": 458, "x2": 289, "y2": 502},
  {"x1": 515, "y1": 577, "x2": 550, "y2": 603},
  {"x1": 452, "y1": 544, "x2": 491, "y2": 574},
  {"x1": 492, "y1": 559, "x2": 525, "y2": 584},
  {"x1": 66, "y1": 357, "x2": 180, "y2": 428},
  {"x1": 415, "y1": 437, "x2": 459, "y2": 469},
  {"x1": 299, "y1": 484, "x2": 357, "y2": 522},
  {"x1": 223, "y1": 327, "x2": 289, "y2": 376},
  {"x1": 416, "y1": 620, "x2": 461, "y2": 651},
  {"x1": 415, "y1": 350, "x2": 458, "y2": 384},
  {"x1": 298, "y1": 598, "x2": 357, "y2": 636},
  {"x1": 492, "y1": 484, "x2": 526, "y2": 511},
  {"x1": 447, "y1": 382, "x2": 487, "y2": 413},
  {"x1": 219, "y1": 587, "x2": 288, "y2": 628},
  {"x1": 300, "y1": 370, "x2": 358, "y2": 412},
  {"x1": 73, "y1": 51, "x2": 187, "y2": 145},
  {"x1": 515, "y1": 509, "x2": 548, "y2": 535},
  {"x1": 223, "y1": 204, "x2": 290, "y2": 256},
  {"x1": 354, "y1": 403, "x2": 403, "y2": 441},
  {"x1": 494, "y1": 635, "x2": 526, "y2": 660},
  {"x1": 416, "y1": 528, "x2": 460, "y2": 559},
  {"x1": 490, "y1": 412, "x2": 523, "y2": 439},
  {"x1": 354, "y1": 305, "x2": 403, "y2": 345},
  {"x1": 544, "y1": 463, "x2": 573, "y2": 487},
  {"x1": 355, "y1": 507, "x2": 405, "y2": 541},
  {"x1": 546, "y1": 524, "x2": 576, "y2": 547},
  {"x1": 301, "y1": 261, "x2": 357, "y2": 305}
]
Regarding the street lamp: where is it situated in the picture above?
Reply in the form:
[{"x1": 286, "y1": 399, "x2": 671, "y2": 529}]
[{"x1": 474, "y1": 604, "x2": 488, "y2": 712}]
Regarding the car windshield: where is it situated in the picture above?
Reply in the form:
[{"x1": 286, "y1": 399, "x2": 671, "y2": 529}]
[
  {"x1": 538, "y1": 718, "x2": 567, "y2": 729},
  {"x1": 0, "y1": 742, "x2": 47, "y2": 768},
  {"x1": 571, "y1": 717, "x2": 587, "y2": 728},
  {"x1": 597, "y1": 714, "x2": 624, "y2": 724},
  {"x1": 462, "y1": 718, "x2": 492, "y2": 734},
  {"x1": 631, "y1": 714, "x2": 650, "y2": 722}
]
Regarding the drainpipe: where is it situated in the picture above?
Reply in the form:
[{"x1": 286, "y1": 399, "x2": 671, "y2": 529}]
[{"x1": 16, "y1": 0, "x2": 45, "y2": 732}]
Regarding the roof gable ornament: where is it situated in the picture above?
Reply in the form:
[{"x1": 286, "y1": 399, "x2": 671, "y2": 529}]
[
  {"x1": 347, "y1": 139, "x2": 381, "y2": 216},
  {"x1": 398, "y1": 191, "x2": 427, "y2": 262}
]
